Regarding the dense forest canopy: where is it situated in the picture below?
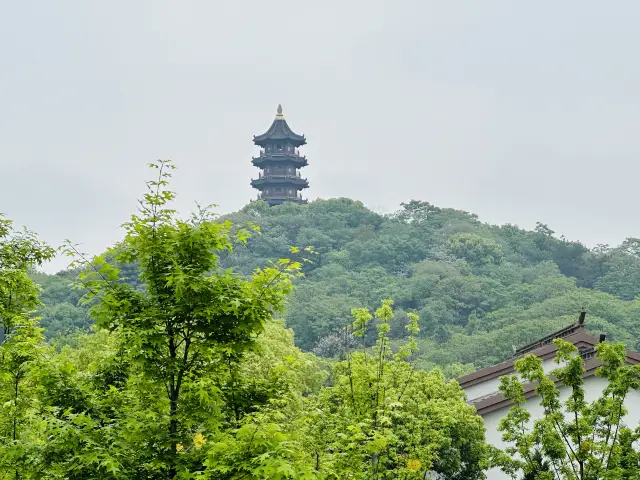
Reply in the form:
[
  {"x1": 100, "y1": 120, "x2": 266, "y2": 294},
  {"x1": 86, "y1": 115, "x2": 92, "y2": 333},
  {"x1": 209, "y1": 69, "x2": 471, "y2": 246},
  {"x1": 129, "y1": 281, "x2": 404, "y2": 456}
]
[{"x1": 34, "y1": 196, "x2": 640, "y2": 373}]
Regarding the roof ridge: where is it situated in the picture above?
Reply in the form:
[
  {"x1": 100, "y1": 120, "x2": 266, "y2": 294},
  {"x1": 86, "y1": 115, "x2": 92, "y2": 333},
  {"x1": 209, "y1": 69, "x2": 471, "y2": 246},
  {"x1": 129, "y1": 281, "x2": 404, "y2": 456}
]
[
  {"x1": 457, "y1": 327, "x2": 600, "y2": 388},
  {"x1": 513, "y1": 322, "x2": 584, "y2": 357},
  {"x1": 513, "y1": 311, "x2": 588, "y2": 357}
]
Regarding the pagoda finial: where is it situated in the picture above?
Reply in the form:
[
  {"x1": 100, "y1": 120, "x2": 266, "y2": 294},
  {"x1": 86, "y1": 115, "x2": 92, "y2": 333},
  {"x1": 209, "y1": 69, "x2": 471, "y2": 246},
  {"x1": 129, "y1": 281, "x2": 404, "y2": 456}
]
[{"x1": 276, "y1": 104, "x2": 284, "y2": 119}]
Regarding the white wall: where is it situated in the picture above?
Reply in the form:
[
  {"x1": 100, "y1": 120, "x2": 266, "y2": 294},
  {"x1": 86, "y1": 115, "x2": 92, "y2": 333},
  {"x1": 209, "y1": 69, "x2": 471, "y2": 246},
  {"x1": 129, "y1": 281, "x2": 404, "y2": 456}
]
[{"x1": 480, "y1": 376, "x2": 640, "y2": 479}]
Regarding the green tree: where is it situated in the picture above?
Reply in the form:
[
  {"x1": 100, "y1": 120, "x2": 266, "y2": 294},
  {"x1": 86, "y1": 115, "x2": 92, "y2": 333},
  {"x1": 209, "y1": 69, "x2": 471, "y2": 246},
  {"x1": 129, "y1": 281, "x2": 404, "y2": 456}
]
[
  {"x1": 446, "y1": 232, "x2": 504, "y2": 266},
  {"x1": 307, "y1": 300, "x2": 488, "y2": 479},
  {"x1": 0, "y1": 214, "x2": 54, "y2": 478},
  {"x1": 0, "y1": 317, "x2": 48, "y2": 478},
  {"x1": 0, "y1": 215, "x2": 54, "y2": 341},
  {"x1": 494, "y1": 338, "x2": 640, "y2": 479},
  {"x1": 595, "y1": 239, "x2": 640, "y2": 300},
  {"x1": 65, "y1": 160, "x2": 302, "y2": 479}
]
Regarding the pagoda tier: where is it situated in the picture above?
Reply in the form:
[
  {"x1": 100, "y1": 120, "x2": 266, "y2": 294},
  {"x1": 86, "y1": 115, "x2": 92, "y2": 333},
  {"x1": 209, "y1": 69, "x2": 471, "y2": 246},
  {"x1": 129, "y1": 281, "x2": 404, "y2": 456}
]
[
  {"x1": 250, "y1": 105, "x2": 310, "y2": 207},
  {"x1": 251, "y1": 152, "x2": 308, "y2": 168},
  {"x1": 255, "y1": 193, "x2": 307, "y2": 206},
  {"x1": 251, "y1": 174, "x2": 309, "y2": 189}
]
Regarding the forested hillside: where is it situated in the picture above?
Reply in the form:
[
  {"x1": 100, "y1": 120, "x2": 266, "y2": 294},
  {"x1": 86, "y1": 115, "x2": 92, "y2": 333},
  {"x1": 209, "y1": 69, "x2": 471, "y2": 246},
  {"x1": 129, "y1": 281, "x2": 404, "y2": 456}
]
[{"x1": 35, "y1": 197, "x2": 640, "y2": 373}]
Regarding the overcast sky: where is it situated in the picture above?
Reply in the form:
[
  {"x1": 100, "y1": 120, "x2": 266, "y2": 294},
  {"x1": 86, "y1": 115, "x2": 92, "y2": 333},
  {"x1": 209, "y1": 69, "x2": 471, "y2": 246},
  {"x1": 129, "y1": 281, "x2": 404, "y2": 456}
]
[{"x1": 1, "y1": 1, "x2": 638, "y2": 273}]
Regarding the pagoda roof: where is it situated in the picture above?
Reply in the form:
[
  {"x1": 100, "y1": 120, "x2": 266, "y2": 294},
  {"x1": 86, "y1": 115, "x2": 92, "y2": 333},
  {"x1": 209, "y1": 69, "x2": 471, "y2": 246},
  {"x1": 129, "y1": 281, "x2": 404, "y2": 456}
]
[{"x1": 253, "y1": 105, "x2": 306, "y2": 145}]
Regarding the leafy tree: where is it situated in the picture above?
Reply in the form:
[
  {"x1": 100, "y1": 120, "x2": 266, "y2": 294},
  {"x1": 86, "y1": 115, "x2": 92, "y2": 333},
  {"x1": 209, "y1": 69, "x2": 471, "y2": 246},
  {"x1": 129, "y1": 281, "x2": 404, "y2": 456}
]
[
  {"x1": 39, "y1": 301, "x2": 92, "y2": 339},
  {"x1": 494, "y1": 338, "x2": 640, "y2": 479},
  {"x1": 0, "y1": 215, "x2": 55, "y2": 341},
  {"x1": 205, "y1": 412, "x2": 319, "y2": 480},
  {"x1": 595, "y1": 239, "x2": 640, "y2": 300},
  {"x1": 306, "y1": 300, "x2": 488, "y2": 479},
  {"x1": 447, "y1": 232, "x2": 504, "y2": 266},
  {"x1": 0, "y1": 214, "x2": 54, "y2": 477},
  {"x1": 0, "y1": 317, "x2": 48, "y2": 478},
  {"x1": 64, "y1": 160, "x2": 302, "y2": 479}
]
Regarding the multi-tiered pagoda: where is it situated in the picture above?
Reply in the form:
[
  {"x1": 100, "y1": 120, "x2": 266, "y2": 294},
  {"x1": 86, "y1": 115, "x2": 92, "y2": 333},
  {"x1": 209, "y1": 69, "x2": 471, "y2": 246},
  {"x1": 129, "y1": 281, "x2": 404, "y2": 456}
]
[{"x1": 251, "y1": 105, "x2": 309, "y2": 206}]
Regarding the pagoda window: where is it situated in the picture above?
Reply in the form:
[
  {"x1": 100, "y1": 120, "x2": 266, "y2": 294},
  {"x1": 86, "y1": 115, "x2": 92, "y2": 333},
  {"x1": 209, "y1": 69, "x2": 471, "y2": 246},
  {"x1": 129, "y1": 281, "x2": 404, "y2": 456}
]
[{"x1": 277, "y1": 144, "x2": 282, "y2": 151}]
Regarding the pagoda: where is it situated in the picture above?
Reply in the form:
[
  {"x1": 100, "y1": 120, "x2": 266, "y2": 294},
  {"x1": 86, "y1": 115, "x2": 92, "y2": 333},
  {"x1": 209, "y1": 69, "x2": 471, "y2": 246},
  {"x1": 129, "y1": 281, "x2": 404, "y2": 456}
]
[{"x1": 251, "y1": 105, "x2": 309, "y2": 206}]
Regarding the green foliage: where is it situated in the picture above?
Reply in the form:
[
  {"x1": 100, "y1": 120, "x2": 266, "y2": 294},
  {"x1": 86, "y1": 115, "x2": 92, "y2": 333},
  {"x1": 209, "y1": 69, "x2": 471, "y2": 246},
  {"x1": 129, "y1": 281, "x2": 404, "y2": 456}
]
[
  {"x1": 0, "y1": 215, "x2": 55, "y2": 339},
  {"x1": 594, "y1": 239, "x2": 640, "y2": 300},
  {"x1": 303, "y1": 300, "x2": 488, "y2": 479},
  {"x1": 28, "y1": 270, "x2": 91, "y2": 340},
  {"x1": 205, "y1": 414, "x2": 319, "y2": 480},
  {"x1": 11, "y1": 162, "x2": 640, "y2": 478},
  {"x1": 33, "y1": 197, "x2": 640, "y2": 375},
  {"x1": 447, "y1": 232, "x2": 504, "y2": 266},
  {"x1": 1, "y1": 163, "x2": 337, "y2": 479},
  {"x1": 0, "y1": 214, "x2": 54, "y2": 478},
  {"x1": 59, "y1": 160, "x2": 304, "y2": 478},
  {"x1": 212, "y1": 199, "x2": 640, "y2": 372},
  {"x1": 494, "y1": 338, "x2": 640, "y2": 479}
]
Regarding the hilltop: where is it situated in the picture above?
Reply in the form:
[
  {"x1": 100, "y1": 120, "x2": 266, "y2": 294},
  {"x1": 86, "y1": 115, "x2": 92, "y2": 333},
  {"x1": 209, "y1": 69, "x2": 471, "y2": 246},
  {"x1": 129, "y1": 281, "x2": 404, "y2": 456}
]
[{"x1": 34, "y1": 198, "x2": 640, "y2": 373}]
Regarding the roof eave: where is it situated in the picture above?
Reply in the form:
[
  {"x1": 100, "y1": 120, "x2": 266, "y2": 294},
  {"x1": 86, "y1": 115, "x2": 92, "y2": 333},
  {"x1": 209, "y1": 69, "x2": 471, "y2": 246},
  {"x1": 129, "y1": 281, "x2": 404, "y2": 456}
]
[
  {"x1": 471, "y1": 352, "x2": 640, "y2": 415},
  {"x1": 456, "y1": 328, "x2": 600, "y2": 388},
  {"x1": 253, "y1": 135, "x2": 306, "y2": 146}
]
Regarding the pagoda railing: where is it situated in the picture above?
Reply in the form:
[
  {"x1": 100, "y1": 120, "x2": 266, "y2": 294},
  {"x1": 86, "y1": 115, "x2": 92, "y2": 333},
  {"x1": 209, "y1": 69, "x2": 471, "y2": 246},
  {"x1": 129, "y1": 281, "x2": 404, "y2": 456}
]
[
  {"x1": 257, "y1": 172, "x2": 303, "y2": 179},
  {"x1": 258, "y1": 150, "x2": 303, "y2": 157},
  {"x1": 256, "y1": 193, "x2": 307, "y2": 202}
]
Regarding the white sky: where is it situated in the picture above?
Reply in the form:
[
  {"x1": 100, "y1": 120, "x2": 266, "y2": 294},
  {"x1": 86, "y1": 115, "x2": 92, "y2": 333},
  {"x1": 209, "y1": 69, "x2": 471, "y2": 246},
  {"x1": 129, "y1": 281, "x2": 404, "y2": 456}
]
[{"x1": 1, "y1": 1, "x2": 639, "y2": 273}]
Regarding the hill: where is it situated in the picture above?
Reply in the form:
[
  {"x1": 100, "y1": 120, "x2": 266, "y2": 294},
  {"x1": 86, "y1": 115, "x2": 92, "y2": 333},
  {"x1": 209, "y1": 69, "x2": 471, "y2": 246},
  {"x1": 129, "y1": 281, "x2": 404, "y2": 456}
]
[{"x1": 34, "y1": 198, "x2": 640, "y2": 372}]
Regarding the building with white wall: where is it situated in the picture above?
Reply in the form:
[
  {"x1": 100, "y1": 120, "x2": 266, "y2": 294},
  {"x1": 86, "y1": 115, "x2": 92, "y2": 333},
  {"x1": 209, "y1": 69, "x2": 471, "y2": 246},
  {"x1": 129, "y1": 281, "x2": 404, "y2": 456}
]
[{"x1": 458, "y1": 315, "x2": 640, "y2": 479}]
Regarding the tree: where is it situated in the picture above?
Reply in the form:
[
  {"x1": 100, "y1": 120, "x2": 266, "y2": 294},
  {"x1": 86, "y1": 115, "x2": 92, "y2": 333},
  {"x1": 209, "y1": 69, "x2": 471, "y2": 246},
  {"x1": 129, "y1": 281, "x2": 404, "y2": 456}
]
[
  {"x1": 595, "y1": 239, "x2": 640, "y2": 300},
  {"x1": 446, "y1": 232, "x2": 504, "y2": 267},
  {"x1": 0, "y1": 215, "x2": 54, "y2": 478},
  {"x1": 306, "y1": 300, "x2": 488, "y2": 479},
  {"x1": 494, "y1": 338, "x2": 640, "y2": 479},
  {"x1": 65, "y1": 160, "x2": 302, "y2": 479},
  {"x1": 0, "y1": 215, "x2": 55, "y2": 342},
  {"x1": 0, "y1": 317, "x2": 48, "y2": 478}
]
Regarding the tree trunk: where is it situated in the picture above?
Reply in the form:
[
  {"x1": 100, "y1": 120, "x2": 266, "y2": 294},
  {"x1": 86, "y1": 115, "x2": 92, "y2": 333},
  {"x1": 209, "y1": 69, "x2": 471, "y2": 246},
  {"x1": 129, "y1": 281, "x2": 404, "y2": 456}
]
[{"x1": 168, "y1": 392, "x2": 178, "y2": 479}]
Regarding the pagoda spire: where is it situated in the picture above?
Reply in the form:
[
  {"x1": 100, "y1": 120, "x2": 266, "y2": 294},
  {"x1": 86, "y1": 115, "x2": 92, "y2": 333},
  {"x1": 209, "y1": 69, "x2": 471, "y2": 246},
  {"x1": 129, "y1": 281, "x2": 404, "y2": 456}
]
[{"x1": 250, "y1": 106, "x2": 309, "y2": 206}]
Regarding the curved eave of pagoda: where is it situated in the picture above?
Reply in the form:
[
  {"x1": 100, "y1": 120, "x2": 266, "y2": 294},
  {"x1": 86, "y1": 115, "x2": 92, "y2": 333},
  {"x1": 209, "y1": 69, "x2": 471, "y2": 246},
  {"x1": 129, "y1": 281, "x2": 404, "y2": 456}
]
[
  {"x1": 253, "y1": 136, "x2": 307, "y2": 147},
  {"x1": 251, "y1": 154, "x2": 308, "y2": 167},
  {"x1": 252, "y1": 119, "x2": 306, "y2": 146},
  {"x1": 250, "y1": 177, "x2": 310, "y2": 188}
]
